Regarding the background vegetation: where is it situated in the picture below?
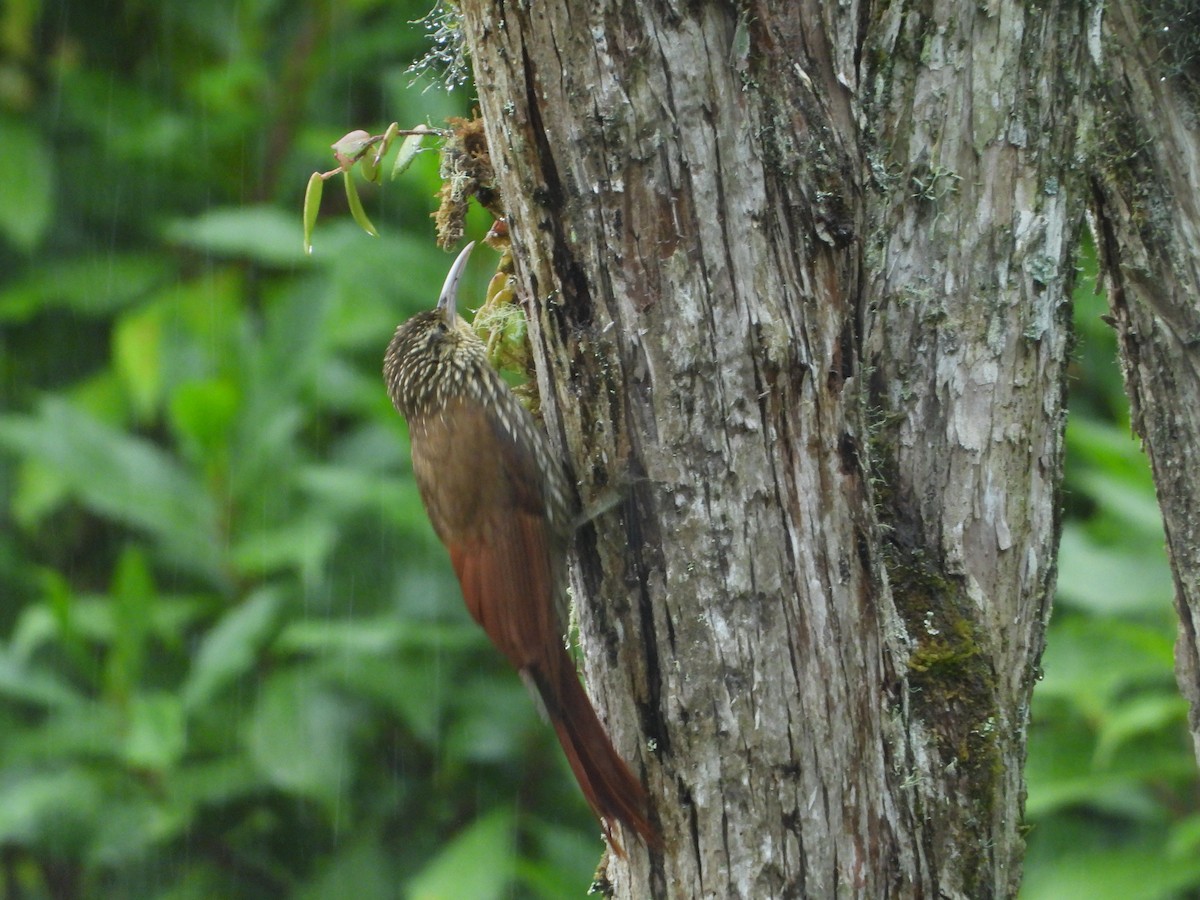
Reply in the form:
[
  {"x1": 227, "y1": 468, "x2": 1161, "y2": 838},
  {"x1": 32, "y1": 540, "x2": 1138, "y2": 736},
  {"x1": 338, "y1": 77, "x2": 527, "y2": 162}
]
[{"x1": 0, "y1": 1, "x2": 1195, "y2": 896}]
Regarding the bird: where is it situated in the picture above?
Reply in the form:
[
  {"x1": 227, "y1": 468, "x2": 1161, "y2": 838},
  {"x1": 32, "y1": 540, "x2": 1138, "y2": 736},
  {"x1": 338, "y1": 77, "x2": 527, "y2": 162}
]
[{"x1": 383, "y1": 241, "x2": 657, "y2": 855}]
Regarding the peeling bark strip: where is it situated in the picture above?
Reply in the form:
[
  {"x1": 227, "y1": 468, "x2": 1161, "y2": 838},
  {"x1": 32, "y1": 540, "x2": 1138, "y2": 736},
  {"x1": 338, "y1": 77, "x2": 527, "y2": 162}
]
[
  {"x1": 1089, "y1": 1, "x2": 1200, "y2": 764},
  {"x1": 458, "y1": 1, "x2": 1085, "y2": 897}
]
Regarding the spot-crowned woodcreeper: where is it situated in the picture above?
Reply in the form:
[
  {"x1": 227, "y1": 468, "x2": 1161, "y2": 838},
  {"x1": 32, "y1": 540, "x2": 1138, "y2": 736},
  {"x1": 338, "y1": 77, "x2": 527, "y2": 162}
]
[{"x1": 383, "y1": 242, "x2": 656, "y2": 854}]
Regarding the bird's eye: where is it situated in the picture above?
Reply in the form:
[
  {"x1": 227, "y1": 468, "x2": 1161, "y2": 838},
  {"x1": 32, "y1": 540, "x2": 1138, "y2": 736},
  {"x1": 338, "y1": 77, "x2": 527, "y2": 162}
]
[{"x1": 425, "y1": 321, "x2": 448, "y2": 349}]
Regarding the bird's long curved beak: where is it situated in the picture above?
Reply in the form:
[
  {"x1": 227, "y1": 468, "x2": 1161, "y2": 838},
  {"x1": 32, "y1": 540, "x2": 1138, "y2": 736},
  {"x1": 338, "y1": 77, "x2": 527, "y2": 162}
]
[{"x1": 436, "y1": 241, "x2": 475, "y2": 319}]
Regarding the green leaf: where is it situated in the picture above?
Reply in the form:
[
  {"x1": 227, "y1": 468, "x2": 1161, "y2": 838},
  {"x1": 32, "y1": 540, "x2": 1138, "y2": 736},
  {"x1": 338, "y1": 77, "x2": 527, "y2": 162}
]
[
  {"x1": 1021, "y1": 844, "x2": 1200, "y2": 900},
  {"x1": 375, "y1": 122, "x2": 400, "y2": 168},
  {"x1": 360, "y1": 152, "x2": 380, "y2": 183},
  {"x1": 408, "y1": 810, "x2": 518, "y2": 900},
  {"x1": 231, "y1": 518, "x2": 337, "y2": 586},
  {"x1": 168, "y1": 377, "x2": 241, "y2": 465},
  {"x1": 182, "y1": 588, "x2": 285, "y2": 711},
  {"x1": 1025, "y1": 722, "x2": 1142, "y2": 818},
  {"x1": 1094, "y1": 694, "x2": 1189, "y2": 765},
  {"x1": 1035, "y1": 615, "x2": 1175, "y2": 713},
  {"x1": 299, "y1": 837, "x2": 395, "y2": 900},
  {"x1": 1066, "y1": 416, "x2": 1156, "y2": 492},
  {"x1": 106, "y1": 546, "x2": 156, "y2": 698},
  {"x1": 343, "y1": 171, "x2": 378, "y2": 237},
  {"x1": 7, "y1": 701, "x2": 124, "y2": 762},
  {"x1": 122, "y1": 691, "x2": 186, "y2": 772},
  {"x1": 519, "y1": 817, "x2": 603, "y2": 899},
  {"x1": 0, "y1": 116, "x2": 53, "y2": 252},
  {"x1": 1056, "y1": 525, "x2": 1174, "y2": 616},
  {"x1": 1075, "y1": 468, "x2": 1166, "y2": 538},
  {"x1": 303, "y1": 171, "x2": 324, "y2": 254},
  {"x1": 445, "y1": 676, "x2": 538, "y2": 765},
  {"x1": 319, "y1": 653, "x2": 444, "y2": 744},
  {"x1": 0, "y1": 647, "x2": 83, "y2": 710},
  {"x1": 8, "y1": 456, "x2": 70, "y2": 525},
  {"x1": 224, "y1": 399, "x2": 305, "y2": 505},
  {"x1": 113, "y1": 301, "x2": 165, "y2": 421},
  {"x1": 1026, "y1": 710, "x2": 1195, "y2": 819},
  {"x1": 278, "y1": 617, "x2": 479, "y2": 656},
  {"x1": 165, "y1": 206, "x2": 307, "y2": 266},
  {"x1": 391, "y1": 129, "x2": 429, "y2": 180},
  {"x1": 297, "y1": 464, "x2": 427, "y2": 523},
  {"x1": 170, "y1": 757, "x2": 262, "y2": 811},
  {"x1": 1169, "y1": 813, "x2": 1200, "y2": 859},
  {"x1": 0, "y1": 253, "x2": 168, "y2": 322},
  {"x1": 244, "y1": 670, "x2": 358, "y2": 814},
  {"x1": 0, "y1": 398, "x2": 222, "y2": 580},
  {"x1": 28, "y1": 568, "x2": 90, "y2": 674},
  {"x1": 87, "y1": 796, "x2": 189, "y2": 866},
  {"x1": 277, "y1": 616, "x2": 408, "y2": 657},
  {"x1": 0, "y1": 768, "x2": 101, "y2": 851}
]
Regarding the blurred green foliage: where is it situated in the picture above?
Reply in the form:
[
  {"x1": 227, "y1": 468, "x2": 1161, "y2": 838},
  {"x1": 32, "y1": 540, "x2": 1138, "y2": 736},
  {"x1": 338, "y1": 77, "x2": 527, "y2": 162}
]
[
  {"x1": 0, "y1": 1, "x2": 598, "y2": 897},
  {"x1": 1020, "y1": 245, "x2": 1200, "y2": 899},
  {"x1": 1, "y1": 2, "x2": 1197, "y2": 899}
]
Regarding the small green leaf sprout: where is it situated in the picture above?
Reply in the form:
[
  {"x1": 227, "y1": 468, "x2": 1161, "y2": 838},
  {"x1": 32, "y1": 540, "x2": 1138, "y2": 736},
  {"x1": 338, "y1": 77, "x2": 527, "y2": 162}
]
[{"x1": 303, "y1": 123, "x2": 440, "y2": 255}]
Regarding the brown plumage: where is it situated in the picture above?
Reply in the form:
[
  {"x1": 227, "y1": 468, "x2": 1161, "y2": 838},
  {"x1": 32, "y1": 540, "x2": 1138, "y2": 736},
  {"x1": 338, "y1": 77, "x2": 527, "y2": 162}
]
[{"x1": 383, "y1": 242, "x2": 656, "y2": 854}]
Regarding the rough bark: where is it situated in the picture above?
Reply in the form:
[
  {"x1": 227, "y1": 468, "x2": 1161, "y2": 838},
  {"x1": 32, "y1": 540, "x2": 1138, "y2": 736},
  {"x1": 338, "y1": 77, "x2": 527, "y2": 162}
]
[
  {"x1": 1089, "y1": 1, "x2": 1200, "y2": 763},
  {"x1": 458, "y1": 1, "x2": 1085, "y2": 896}
]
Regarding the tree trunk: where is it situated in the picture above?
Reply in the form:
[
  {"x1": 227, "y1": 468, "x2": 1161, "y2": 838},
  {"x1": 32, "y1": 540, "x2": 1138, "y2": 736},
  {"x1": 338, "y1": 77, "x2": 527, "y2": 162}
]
[
  {"x1": 1089, "y1": 1, "x2": 1200, "y2": 764},
  {"x1": 458, "y1": 1, "x2": 1086, "y2": 896}
]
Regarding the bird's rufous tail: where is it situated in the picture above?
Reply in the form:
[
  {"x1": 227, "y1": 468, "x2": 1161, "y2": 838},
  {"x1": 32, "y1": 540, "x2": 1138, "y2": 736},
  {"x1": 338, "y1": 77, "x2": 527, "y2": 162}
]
[{"x1": 531, "y1": 654, "x2": 659, "y2": 856}]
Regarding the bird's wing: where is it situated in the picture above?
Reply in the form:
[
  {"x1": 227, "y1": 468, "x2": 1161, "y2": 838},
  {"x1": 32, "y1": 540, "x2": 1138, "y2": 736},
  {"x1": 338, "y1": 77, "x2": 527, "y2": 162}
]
[{"x1": 413, "y1": 396, "x2": 561, "y2": 670}]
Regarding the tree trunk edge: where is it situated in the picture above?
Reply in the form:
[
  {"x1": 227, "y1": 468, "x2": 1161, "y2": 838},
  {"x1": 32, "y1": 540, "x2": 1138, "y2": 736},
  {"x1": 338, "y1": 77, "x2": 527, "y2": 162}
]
[{"x1": 1089, "y1": 0, "x2": 1200, "y2": 764}]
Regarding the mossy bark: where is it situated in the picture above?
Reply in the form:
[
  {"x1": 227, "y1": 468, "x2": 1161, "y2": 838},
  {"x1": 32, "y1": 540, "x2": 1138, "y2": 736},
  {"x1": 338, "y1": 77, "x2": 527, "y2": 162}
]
[{"x1": 457, "y1": 1, "x2": 1087, "y2": 896}]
